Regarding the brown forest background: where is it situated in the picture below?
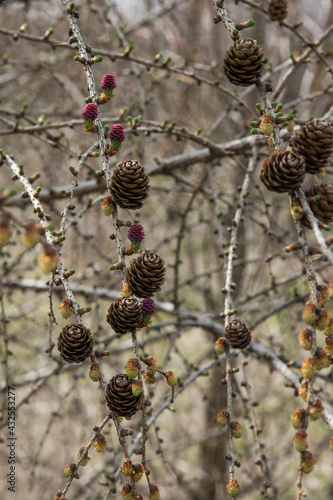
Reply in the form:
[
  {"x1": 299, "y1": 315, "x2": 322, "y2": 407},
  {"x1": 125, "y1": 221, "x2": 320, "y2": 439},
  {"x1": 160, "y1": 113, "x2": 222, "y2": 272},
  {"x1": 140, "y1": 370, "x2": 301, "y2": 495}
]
[{"x1": 1, "y1": 0, "x2": 333, "y2": 499}]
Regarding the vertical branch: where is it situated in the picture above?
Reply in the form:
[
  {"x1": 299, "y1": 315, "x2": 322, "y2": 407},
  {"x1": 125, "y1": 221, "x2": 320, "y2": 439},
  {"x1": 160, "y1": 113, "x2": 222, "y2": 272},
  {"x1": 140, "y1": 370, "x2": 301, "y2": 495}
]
[
  {"x1": 240, "y1": 353, "x2": 277, "y2": 499},
  {"x1": 60, "y1": 0, "x2": 111, "y2": 186},
  {"x1": 222, "y1": 149, "x2": 257, "y2": 480}
]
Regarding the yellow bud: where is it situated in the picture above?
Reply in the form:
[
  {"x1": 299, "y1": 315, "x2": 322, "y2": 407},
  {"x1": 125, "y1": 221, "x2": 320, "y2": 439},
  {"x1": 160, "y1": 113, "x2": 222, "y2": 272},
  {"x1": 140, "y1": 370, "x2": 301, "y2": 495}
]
[
  {"x1": 298, "y1": 329, "x2": 312, "y2": 350},
  {"x1": 300, "y1": 451, "x2": 316, "y2": 474},
  {"x1": 165, "y1": 370, "x2": 177, "y2": 387},
  {"x1": 38, "y1": 245, "x2": 58, "y2": 273},
  {"x1": 63, "y1": 463, "x2": 76, "y2": 478},
  {"x1": 215, "y1": 337, "x2": 226, "y2": 355},
  {"x1": 226, "y1": 478, "x2": 240, "y2": 498},
  {"x1": 149, "y1": 484, "x2": 160, "y2": 500},
  {"x1": 293, "y1": 430, "x2": 308, "y2": 453},
  {"x1": 89, "y1": 363, "x2": 101, "y2": 382},
  {"x1": 324, "y1": 317, "x2": 333, "y2": 336},
  {"x1": 144, "y1": 373, "x2": 156, "y2": 385},
  {"x1": 122, "y1": 459, "x2": 133, "y2": 477},
  {"x1": 324, "y1": 336, "x2": 333, "y2": 357},
  {"x1": 301, "y1": 357, "x2": 316, "y2": 380},
  {"x1": 316, "y1": 308, "x2": 330, "y2": 331},
  {"x1": 309, "y1": 397, "x2": 324, "y2": 421},
  {"x1": 314, "y1": 347, "x2": 331, "y2": 370},
  {"x1": 217, "y1": 409, "x2": 229, "y2": 428},
  {"x1": 77, "y1": 447, "x2": 90, "y2": 466},
  {"x1": 0, "y1": 219, "x2": 12, "y2": 246},
  {"x1": 259, "y1": 114, "x2": 274, "y2": 136},
  {"x1": 21, "y1": 220, "x2": 41, "y2": 247},
  {"x1": 231, "y1": 421, "x2": 243, "y2": 439},
  {"x1": 291, "y1": 407, "x2": 305, "y2": 429},
  {"x1": 101, "y1": 195, "x2": 115, "y2": 216},
  {"x1": 59, "y1": 298, "x2": 73, "y2": 319},
  {"x1": 93, "y1": 433, "x2": 106, "y2": 453},
  {"x1": 302, "y1": 300, "x2": 317, "y2": 326},
  {"x1": 298, "y1": 380, "x2": 308, "y2": 401}
]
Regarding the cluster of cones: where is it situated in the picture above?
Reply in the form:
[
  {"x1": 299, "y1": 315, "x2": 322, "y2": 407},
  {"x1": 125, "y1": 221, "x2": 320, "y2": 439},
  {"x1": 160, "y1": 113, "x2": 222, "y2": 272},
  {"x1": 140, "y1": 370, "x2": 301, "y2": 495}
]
[
  {"x1": 220, "y1": 2, "x2": 333, "y2": 230},
  {"x1": 56, "y1": 158, "x2": 166, "y2": 420}
]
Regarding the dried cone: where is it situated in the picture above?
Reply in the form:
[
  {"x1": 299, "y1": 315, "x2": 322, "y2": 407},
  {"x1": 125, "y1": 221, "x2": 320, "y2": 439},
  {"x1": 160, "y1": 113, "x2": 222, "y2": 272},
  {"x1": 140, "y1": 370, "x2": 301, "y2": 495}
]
[
  {"x1": 225, "y1": 319, "x2": 251, "y2": 349},
  {"x1": 110, "y1": 160, "x2": 150, "y2": 209},
  {"x1": 105, "y1": 374, "x2": 140, "y2": 418},
  {"x1": 223, "y1": 38, "x2": 264, "y2": 87},
  {"x1": 127, "y1": 252, "x2": 166, "y2": 298},
  {"x1": 268, "y1": 0, "x2": 288, "y2": 21},
  {"x1": 303, "y1": 183, "x2": 333, "y2": 229},
  {"x1": 57, "y1": 323, "x2": 94, "y2": 363},
  {"x1": 106, "y1": 297, "x2": 142, "y2": 335},
  {"x1": 290, "y1": 119, "x2": 333, "y2": 174},
  {"x1": 260, "y1": 150, "x2": 305, "y2": 193}
]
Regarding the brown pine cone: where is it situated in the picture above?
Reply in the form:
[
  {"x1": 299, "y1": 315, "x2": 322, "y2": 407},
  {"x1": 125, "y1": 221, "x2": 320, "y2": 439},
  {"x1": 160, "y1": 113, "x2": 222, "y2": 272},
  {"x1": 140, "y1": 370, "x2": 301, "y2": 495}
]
[
  {"x1": 290, "y1": 119, "x2": 333, "y2": 174},
  {"x1": 127, "y1": 252, "x2": 166, "y2": 298},
  {"x1": 106, "y1": 297, "x2": 142, "y2": 335},
  {"x1": 302, "y1": 183, "x2": 333, "y2": 229},
  {"x1": 223, "y1": 38, "x2": 264, "y2": 87},
  {"x1": 260, "y1": 149, "x2": 305, "y2": 193},
  {"x1": 110, "y1": 160, "x2": 150, "y2": 209},
  {"x1": 225, "y1": 319, "x2": 251, "y2": 349},
  {"x1": 57, "y1": 323, "x2": 94, "y2": 363},
  {"x1": 268, "y1": 0, "x2": 288, "y2": 21},
  {"x1": 105, "y1": 374, "x2": 140, "y2": 418}
]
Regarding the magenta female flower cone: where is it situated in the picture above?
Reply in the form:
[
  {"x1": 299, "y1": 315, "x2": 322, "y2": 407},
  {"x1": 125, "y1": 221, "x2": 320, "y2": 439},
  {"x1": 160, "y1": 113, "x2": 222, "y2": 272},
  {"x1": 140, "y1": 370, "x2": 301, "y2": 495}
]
[
  {"x1": 128, "y1": 224, "x2": 145, "y2": 251},
  {"x1": 100, "y1": 74, "x2": 116, "y2": 102},
  {"x1": 108, "y1": 124, "x2": 126, "y2": 152},
  {"x1": 82, "y1": 103, "x2": 98, "y2": 130},
  {"x1": 140, "y1": 297, "x2": 156, "y2": 326}
]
